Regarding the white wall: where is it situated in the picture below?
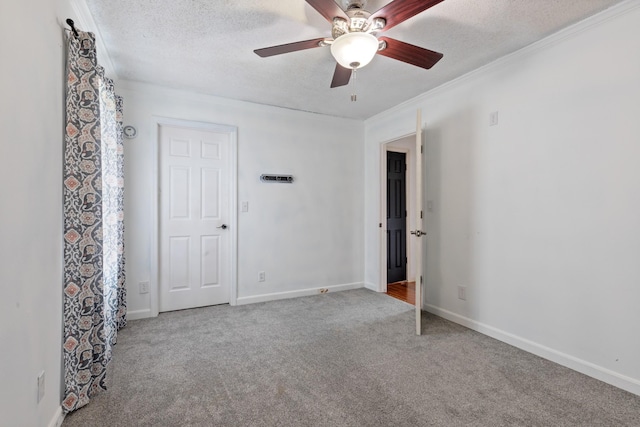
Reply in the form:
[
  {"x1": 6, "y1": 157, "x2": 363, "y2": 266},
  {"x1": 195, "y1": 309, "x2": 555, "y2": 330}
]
[
  {"x1": 365, "y1": 2, "x2": 640, "y2": 395},
  {"x1": 0, "y1": 0, "x2": 78, "y2": 425},
  {"x1": 1, "y1": 3, "x2": 635, "y2": 426},
  {"x1": 120, "y1": 82, "x2": 364, "y2": 317}
]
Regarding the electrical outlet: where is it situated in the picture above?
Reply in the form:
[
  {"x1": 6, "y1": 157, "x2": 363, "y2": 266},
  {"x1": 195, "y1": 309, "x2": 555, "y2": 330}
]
[
  {"x1": 139, "y1": 281, "x2": 149, "y2": 294},
  {"x1": 37, "y1": 371, "x2": 45, "y2": 403},
  {"x1": 241, "y1": 201, "x2": 249, "y2": 212},
  {"x1": 258, "y1": 271, "x2": 265, "y2": 282},
  {"x1": 457, "y1": 285, "x2": 467, "y2": 301}
]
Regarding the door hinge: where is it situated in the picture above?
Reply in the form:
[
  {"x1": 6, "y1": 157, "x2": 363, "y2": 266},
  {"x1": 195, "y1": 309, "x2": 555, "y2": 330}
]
[
  {"x1": 420, "y1": 210, "x2": 423, "y2": 219},
  {"x1": 421, "y1": 145, "x2": 423, "y2": 154},
  {"x1": 420, "y1": 276, "x2": 423, "y2": 284}
]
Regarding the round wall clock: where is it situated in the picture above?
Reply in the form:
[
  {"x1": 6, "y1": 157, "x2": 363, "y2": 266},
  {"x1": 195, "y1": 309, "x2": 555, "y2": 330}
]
[{"x1": 123, "y1": 125, "x2": 137, "y2": 139}]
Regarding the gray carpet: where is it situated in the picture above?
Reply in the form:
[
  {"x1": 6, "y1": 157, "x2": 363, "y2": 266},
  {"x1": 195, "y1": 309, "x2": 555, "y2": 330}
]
[{"x1": 62, "y1": 289, "x2": 640, "y2": 427}]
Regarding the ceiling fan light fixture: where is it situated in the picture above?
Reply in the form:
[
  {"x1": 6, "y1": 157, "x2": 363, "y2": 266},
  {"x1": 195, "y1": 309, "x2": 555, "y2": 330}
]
[{"x1": 330, "y1": 31, "x2": 378, "y2": 69}]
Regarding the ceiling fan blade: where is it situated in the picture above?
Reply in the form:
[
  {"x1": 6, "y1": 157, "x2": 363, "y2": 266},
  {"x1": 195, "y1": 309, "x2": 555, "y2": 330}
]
[
  {"x1": 254, "y1": 38, "x2": 326, "y2": 57},
  {"x1": 306, "y1": 0, "x2": 348, "y2": 23},
  {"x1": 330, "y1": 63, "x2": 352, "y2": 88},
  {"x1": 377, "y1": 37, "x2": 443, "y2": 69},
  {"x1": 369, "y1": 0, "x2": 446, "y2": 31}
]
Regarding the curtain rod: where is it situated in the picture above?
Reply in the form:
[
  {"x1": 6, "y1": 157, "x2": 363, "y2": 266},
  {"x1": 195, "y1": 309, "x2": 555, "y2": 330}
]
[{"x1": 66, "y1": 18, "x2": 79, "y2": 37}]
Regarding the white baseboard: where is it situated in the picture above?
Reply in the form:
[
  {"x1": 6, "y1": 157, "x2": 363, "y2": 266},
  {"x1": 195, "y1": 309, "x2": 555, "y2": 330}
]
[
  {"x1": 424, "y1": 304, "x2": 640, "y2": 397},
  {"x1": 363, "y1": 282, "x2": 380, "y2": 292},
  {"x1": 127, "y1": 283, "x2": 365, "y2": 316},
  {"x1": 48, "y1": 406, "x2": 64, "y2": 427},
  {"x1": 126, "y1": 308, "x2": 153, "y2": 320},
  {"x1": 236, "y1": 282, "x2": 363, "y2": 305}
]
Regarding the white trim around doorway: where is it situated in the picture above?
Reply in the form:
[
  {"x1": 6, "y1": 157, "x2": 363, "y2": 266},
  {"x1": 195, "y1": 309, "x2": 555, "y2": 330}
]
[
  {"x1": 150, "y1": 116, "x2": 238, "y2": 317},
  {"x1": 379, "y1": 133, "x2": 416, "y2": 294}
]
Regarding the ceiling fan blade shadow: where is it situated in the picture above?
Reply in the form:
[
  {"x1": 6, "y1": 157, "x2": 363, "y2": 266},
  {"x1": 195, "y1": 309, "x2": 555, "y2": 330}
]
[
  {"x1": 330, "y1": 63, "x2": 352, "y2": 88},
  {"x1": 306, "y1": 0, "x2": 348, "y2": 23},
  {"x1": 377, "y1": 37, "x2": 443, "y2": 69},
  {"x1": 369, "y1": 0, "x2": 446, "y2": 31},
  {"x1": 254, "y1": 38, "x2": 326, "y2": 57}
]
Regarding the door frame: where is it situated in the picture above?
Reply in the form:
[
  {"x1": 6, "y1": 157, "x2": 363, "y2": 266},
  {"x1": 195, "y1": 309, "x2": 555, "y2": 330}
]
[
  {"x1": 150, "y1": 116, "x2": 238, "y2": 317},
  {"x1": 379, "y1": 135, "x2": 416, "y2": 294}
]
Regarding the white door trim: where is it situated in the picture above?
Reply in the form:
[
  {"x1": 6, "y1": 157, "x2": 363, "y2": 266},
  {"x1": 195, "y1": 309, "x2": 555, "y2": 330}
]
[
  {"x1": 150, "y1": 116, "x2": 238, "y2": 317},
  {"x1": 414, "y1": 109, "x2": 424, "y2": 335}
]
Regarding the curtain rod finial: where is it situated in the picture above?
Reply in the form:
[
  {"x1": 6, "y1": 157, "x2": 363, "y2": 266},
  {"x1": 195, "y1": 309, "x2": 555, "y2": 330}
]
[{"x1": 66, "y1": 18, "x2": 79, "y2": 37}]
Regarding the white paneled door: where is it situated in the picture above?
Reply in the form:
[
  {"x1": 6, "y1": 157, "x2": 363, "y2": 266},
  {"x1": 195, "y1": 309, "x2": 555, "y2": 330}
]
[{"x1": 159, "y1": 124, "x2": 233, "y2": 312}]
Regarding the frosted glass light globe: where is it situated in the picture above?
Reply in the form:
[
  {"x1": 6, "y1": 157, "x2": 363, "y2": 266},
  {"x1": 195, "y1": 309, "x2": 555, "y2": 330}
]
[{"x1": 330, "y1": 32, "x2": 379, "y2": 69}]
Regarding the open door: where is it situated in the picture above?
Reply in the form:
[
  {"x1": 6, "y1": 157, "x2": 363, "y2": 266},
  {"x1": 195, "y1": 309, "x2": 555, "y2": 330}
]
[{"x1": 413, "y1": 109, "x2": 425, "y2": 335}]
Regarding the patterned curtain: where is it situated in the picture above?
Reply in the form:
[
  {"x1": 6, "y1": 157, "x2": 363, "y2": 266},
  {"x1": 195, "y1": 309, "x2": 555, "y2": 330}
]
[{"x1": 62, "y1": 29, "x2": 127, "y2": 413}]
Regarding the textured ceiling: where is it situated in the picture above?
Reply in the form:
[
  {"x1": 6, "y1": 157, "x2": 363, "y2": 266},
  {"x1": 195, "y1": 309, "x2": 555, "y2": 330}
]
[{"x1": 84, "y1": 0, "x2": 625, "y2": 119}]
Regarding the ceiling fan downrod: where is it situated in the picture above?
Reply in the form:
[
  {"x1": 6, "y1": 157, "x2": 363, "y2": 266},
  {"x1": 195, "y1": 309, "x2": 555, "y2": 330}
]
[{"x1": 345, "y1": 0, "x2": 366, "y2": 11}]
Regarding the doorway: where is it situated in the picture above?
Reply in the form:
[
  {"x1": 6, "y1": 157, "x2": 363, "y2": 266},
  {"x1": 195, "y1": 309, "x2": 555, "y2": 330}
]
[
  {"x1": 387, "y1": 151, "x2": 407, "y2": 284},
  {"x1": 382, "y1": 137, "x2": 417, "y2": 293},
  {"x1": 379, "y1": 111, "x2": 425, "y2": 334},
  {"x1": 151, "y1": 118, "x2": 238, "y2": 315}
]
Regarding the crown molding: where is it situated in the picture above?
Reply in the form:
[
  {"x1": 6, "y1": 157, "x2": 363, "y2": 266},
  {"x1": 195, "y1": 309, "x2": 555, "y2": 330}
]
[
  {"x1": 69, "y1": 0, "x2": 117, "y2": 80},
  {"x1": 368, "y1": 0, "x2": 640, "y2": 124}
]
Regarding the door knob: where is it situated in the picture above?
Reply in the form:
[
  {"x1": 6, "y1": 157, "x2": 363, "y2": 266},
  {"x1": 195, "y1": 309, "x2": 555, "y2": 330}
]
[{"x1": 217, "y1": 224, "x2": 227, "y2": 230}]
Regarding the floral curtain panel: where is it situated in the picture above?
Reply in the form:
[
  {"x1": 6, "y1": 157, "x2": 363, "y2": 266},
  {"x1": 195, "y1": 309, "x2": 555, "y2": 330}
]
[{"x1": 62, "y1": 30, "x2": 126, "y2": 413}]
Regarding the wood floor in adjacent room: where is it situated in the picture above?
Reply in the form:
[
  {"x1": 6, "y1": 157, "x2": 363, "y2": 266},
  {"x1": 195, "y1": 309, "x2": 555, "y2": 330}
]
[{"x1": 386, "y1": 281, "x2": 415, "y2": 305}]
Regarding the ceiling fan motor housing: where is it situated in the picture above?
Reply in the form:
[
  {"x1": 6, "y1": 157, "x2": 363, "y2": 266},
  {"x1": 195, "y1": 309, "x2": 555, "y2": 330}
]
[
  {"x1": 347, "y1": 8, "x2": 370, "y2": 31},
  {"x1": 332, "y1": 4, "x2": 384, "y2": 39}
]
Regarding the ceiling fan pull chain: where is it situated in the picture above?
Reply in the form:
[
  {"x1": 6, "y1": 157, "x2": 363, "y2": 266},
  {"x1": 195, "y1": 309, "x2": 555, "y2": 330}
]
[{"x1": 351, "y1": 68, "x2": 358, "y2": 102}]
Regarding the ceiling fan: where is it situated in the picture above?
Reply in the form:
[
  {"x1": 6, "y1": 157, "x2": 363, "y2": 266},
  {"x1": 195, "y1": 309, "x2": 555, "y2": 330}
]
[{"x1": 254, "y1": 0, "x2": 445, "y2": 89}]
